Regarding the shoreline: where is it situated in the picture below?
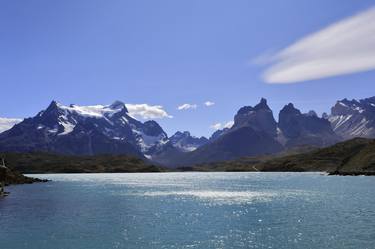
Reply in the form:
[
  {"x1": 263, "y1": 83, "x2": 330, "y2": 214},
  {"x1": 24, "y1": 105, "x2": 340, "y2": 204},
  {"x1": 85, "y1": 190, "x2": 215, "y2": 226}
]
[{"x1": 25, "y1": 170, "x2": 374, "y2": 176}]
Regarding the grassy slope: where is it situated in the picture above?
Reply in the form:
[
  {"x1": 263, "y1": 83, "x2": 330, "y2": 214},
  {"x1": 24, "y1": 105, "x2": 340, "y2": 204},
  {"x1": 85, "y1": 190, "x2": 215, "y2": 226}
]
[
  {"x1": 1, "y1": 152, "x2": 167, "y2": 173},
  {"x1": 194, "y1": 138, "x2": 375, "y2": 174}
]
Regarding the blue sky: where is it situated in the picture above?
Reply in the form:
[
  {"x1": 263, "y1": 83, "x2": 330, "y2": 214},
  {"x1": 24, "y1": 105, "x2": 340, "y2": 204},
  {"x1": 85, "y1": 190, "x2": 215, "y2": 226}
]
[{"x1": 1, "y1": 0, "x2": 375, "y2": 137}]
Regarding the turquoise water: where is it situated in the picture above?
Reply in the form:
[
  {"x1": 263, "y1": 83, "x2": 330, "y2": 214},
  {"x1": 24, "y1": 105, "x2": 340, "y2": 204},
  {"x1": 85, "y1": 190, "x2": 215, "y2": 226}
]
[{"x1": 1, "y1": 173, "x2": 375, "y2": 249}]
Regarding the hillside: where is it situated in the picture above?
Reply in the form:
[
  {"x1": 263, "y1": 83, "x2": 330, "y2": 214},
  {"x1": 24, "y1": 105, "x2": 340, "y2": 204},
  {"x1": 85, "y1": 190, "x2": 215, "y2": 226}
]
[
  {"x1": 1, "y1": 153, "x2": 167, "y2": 173},
  {"x1": 195, "y1": 138, "x2": 375, "y2": 175}
]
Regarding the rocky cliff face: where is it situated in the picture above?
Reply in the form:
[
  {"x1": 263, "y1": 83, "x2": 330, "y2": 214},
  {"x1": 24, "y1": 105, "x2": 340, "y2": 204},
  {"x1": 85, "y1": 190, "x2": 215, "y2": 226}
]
[
  {"x1": 209, "y1": 128, "x2": 229, "y2": 141},
  {"x1": 329, "y1": 97, "x2": 375, "y2": 139},
  {"x1": 233, "y1": 98, "x2": 278, "y2": 137},
  {"x1": 169, "y1": 131, "x2": 208, "y2": 152},
  {"x1": 278, "y1": 103, "x2": 339, "y2": 147}
]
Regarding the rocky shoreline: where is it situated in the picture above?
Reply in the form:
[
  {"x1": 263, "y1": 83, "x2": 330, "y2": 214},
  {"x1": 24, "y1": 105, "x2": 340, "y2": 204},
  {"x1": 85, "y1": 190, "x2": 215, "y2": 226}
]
[
  {"x1": 3, "y1": 168, "x2": 48, "y2": 186},
  {"x1": 328, "y1": 171, "x2": 375, "y2": 176}
]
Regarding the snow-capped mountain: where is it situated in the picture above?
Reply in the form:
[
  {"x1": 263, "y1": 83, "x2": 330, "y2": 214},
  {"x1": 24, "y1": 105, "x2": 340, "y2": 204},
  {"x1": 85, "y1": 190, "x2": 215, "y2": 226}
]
[
  {"x1": 3, "y1": 96, "x2": 375, "y2": 167},
  {"x1": 329, "y1": 97, "x2": 375, "y2": 139},
  {"x1": 0, "y1": 118, "x2": 22, "y2": 133},
  {"x1": 0, "y1": 101, "x2": 168, "y2": 157},
  {"x1": 169, "y1": 131, "x2": 208, "y2": 152}
]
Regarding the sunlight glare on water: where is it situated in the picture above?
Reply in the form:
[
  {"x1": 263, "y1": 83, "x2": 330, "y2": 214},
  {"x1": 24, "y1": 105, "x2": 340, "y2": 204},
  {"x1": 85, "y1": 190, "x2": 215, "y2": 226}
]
[{"x1": 1, "y1": 172, "x2": 375, "y2": 249}]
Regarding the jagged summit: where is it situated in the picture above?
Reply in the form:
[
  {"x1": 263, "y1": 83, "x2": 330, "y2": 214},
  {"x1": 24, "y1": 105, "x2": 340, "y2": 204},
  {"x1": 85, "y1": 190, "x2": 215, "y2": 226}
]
[
  {"x1": 280, "y1": 103, "x2": 301, "y2": 116},
  {"x1": 254, "y1": 98, "x2": 271, "y2": 111},
  {"x1": 234, "y1": 98, "x2": 277, "y2": 136},
  {"x1": 329, "y1": 96, "x2": 375, "y2": 139},
  {"x1": 278, "y1": 103, "x2": 339, "y2": 147},
  {"x1": 236, "y1": 98, "x2": 271, "y2": 116},
  {"x1": 109, "y1": 100, "x2": 128, "y2": 112},
  {"x1": 169, "y1": 131, "x2": 208, "y2": 152}
]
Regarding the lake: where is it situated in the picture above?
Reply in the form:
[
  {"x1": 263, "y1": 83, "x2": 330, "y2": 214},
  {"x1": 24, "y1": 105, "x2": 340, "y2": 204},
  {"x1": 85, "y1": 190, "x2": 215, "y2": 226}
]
[{"x1": 1, "y1": 172, "x2": 375, "y2": 249}]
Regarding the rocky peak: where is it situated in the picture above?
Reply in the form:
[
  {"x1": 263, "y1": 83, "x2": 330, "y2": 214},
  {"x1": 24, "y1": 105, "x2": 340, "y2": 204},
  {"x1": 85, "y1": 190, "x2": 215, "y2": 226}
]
[
  {"x1": 306, "y1": 110, "x2": 318, "y2": 117},
  {"x1": 233, "y1": 98, "x2": 277, "y2": 137},
  {"x1": 36, "y1": 100, "x2": 68, "y2": 127},
  {"x1": 329, "y1": 96, "x2": 375, "y2": 139},
  {"x1": 169, "y1": 131, "x2": 208, "y2": 152},
  {"x1": 43, "y1": 100, "x2": 63, "y2": 115},
  {"x1": 331, "y1": 98, "x2": 363, "y2": 116},
  {"x1": 109, "y1": 100, "x2": 128, "y2": 112},
  {"x1": 173, "y1": 131, "x2": 190, "y2": 137},
  {"x1": 279, "y1": 103, "x2": 337, "y2": 146},
  {"x1": 280, "y1": 103, "x2": 301, "y2": 116},
  {"x1": 254, "y1": 98, "x2": 271, "y2": 111},
  {"x1": 360, "y1": 96, "x2": 375, "y2": 106},
  {"x1": 142, "y1": 120, "x2": 166, "y2": 137}
]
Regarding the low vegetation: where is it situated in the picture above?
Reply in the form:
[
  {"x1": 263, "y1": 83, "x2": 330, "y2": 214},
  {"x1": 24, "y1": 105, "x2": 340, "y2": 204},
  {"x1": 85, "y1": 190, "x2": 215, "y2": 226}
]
[
  {"x1": 2, "y1": 138, "x2": 375, "y2": 176},
  {"x1": 1, "y1": 152, "x2": 167, "y2": 174},
  {"x1": 192, "y1": 138, "x2": 375, "y2": 175}
]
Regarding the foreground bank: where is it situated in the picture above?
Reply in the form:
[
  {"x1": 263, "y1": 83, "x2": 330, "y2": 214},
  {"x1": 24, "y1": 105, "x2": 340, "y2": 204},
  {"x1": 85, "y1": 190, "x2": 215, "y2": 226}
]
[
  {"x1": 2, "y1": 168, "x2": 48, "y2": 185},
  {"x1": 1, "y1": 153, "x2": 167, "y2": 174},
  {"x1": 192, "y1": 138, "x2": 375, "y2": 175}
]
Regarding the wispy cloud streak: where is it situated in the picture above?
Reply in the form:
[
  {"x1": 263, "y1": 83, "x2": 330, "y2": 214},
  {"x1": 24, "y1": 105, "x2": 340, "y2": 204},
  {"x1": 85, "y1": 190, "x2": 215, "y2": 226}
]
[
  {"x1": 210, "y1": 121, "x2": 234, "y2": 130},
  {"x1": 259, "y1": 6, "x2": 375, "y2": 84},
  {"x1": 177, "y1": 104, "x2": 198, "y2": 110}
]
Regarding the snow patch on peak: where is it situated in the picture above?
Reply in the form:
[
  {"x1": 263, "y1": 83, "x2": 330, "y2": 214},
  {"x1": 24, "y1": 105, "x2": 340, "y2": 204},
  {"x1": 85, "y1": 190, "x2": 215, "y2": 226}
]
[
  {"x1": 59, "y1": 120, "x2": 76, "y2": 135},
  {"x1": 133, "y1": 129, "x2": 168, "y2": 153},
  {"x1": 61, "y1": 104, "x2": 124, "y2": 118}
]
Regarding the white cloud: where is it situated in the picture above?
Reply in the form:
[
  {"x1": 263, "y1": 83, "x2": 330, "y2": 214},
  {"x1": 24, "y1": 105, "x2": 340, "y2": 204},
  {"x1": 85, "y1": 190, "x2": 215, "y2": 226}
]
[
  {"x1": 126, "y1": 104, "x2": 172, "y2": 119},
  {"x1": 177, "y1": 103, "x2": 198, "y2": 110},
  {"x1": 0, "y1": 118, "x2": 22, "y2": 133},
  {"x1": 224, "y1": 120, "x2": 234, "y2": 129},
  {"x1": 204, "y1": 101, "x2": 215, "y2": 107},
  {"x1": 210, "y1": 123, "x2": 222, "y2": 130},
  {"x1": 258, "y1": 6, "x2": 375, "y2": 84},
  {"x1": 210, "y1": 120, "x2": 234, "y2": 130}
]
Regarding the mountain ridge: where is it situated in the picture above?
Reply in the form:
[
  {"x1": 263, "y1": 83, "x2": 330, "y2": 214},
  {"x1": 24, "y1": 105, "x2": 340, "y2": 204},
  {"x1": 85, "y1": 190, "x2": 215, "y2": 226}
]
[{"x1": 1, "y1": 96, "x2": 375, "y2": 167}]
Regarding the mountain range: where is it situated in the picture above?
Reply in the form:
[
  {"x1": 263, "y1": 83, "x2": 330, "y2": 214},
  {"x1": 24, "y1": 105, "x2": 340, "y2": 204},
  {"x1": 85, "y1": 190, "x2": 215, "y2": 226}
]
[
  {"x1": 192, "y1": 137, "x2": 375, "y2": 175},
  {"x1": 1, "y1": 96, "x2": 375, "y2": 167}
]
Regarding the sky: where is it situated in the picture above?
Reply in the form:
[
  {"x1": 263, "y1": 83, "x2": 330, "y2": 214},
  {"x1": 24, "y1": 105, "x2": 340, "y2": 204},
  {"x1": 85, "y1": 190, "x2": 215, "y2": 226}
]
[{"x1": 1, "y1": 0, "x2": 375, "y2": 137}]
